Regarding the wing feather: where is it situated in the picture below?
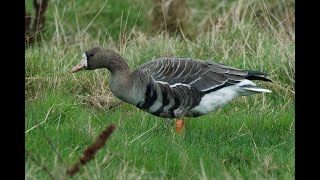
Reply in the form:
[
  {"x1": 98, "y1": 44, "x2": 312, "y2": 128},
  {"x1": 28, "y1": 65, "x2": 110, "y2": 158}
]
[{"x1": 135, "y1": 58, "x2": 269, "y2": 92}]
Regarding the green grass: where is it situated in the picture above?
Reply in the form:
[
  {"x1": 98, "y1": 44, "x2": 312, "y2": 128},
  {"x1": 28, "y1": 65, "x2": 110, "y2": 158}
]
[
  {"x1": 25, "y1": 0, "x2": 294, "y2": 179},
  {"x1": 25, "y1": 90, "x2": 294, "y2": 179}
]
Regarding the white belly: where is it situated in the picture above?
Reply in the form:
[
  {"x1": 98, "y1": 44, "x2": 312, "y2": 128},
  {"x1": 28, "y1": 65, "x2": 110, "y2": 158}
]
[
  {"x1": 190, "y1": 79, "x2": 259, "y2": 115},
  {"x1": 191, "y1": 85, "x2": 241, "y2": 115}
]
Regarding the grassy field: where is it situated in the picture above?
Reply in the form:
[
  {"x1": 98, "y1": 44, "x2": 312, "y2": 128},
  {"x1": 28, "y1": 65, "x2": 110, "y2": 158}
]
[{"x1": 25, "y1": 0, "x2": 295, "y2": 179}]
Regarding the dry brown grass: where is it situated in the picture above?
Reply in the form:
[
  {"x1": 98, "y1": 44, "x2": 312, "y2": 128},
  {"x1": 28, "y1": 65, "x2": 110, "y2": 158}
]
[{"x1": 148, "y1": 0, "x2": 190, "y2": 36}]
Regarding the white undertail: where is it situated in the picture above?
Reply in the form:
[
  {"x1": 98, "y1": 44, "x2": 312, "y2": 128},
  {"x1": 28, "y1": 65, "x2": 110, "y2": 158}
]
[{"x1": 191, "y1": 80, "x2": 271, "y2": 115}]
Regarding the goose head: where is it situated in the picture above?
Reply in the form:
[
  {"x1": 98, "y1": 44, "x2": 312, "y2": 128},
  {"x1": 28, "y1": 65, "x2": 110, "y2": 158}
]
[{"x1": 70, "y1": 47, "x2": 130, "y2": 74}]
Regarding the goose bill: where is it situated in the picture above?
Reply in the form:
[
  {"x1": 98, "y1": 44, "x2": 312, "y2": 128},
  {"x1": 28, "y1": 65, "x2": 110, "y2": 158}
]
[
  {"x1": 70, "y1": 63, "x2": 85, "y2": 73},
  {"x1": 70, "y1": 57, "x2": 87, "y2": 73}
]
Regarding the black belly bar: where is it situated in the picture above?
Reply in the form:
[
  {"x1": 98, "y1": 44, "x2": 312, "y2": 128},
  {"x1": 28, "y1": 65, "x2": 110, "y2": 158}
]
[{"x1": 137, "y1": 82, "x2": 205, "y2": 118}]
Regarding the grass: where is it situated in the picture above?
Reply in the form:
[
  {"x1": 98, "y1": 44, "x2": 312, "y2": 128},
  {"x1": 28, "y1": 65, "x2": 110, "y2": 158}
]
[{"x1": 25, "y1": 0, "x2": 294, "y2": 179}]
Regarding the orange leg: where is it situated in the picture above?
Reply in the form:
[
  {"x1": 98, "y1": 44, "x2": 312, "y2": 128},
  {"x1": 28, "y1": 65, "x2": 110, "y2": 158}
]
[{"x1": 175, "y1": 119, "x2": 185, "y2": 133}]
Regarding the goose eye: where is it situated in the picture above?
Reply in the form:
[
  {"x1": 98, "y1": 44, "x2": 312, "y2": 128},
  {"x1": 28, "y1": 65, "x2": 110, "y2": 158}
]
[{"x1": 89, "y1": 54, "x2": 94, "y2": 57}]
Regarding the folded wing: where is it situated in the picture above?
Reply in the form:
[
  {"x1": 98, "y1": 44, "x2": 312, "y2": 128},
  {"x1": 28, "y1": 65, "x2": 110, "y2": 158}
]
[{"x1": 136, "y1": 58, "x2": 270, "y2": 92}]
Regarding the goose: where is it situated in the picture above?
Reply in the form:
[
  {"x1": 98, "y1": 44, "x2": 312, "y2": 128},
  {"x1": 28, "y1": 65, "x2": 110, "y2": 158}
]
[{"x1": 70, "y1": 47, "x2": 272, "y2": 133}]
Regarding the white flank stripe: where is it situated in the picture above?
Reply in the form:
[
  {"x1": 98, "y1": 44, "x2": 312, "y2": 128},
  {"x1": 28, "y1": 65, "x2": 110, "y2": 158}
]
[
  {"x1": 156, "y1": 81, "x2": 169, "y2": 85},
  {"x1": 201, "y1": 85, "x2": 220, "y2": 92},
  {"x1": 170, "y1": 83, "x2": 191, "y2": 88},
  {"x1": 242, "y1": 87, "x2": 272, "y2": 93}
]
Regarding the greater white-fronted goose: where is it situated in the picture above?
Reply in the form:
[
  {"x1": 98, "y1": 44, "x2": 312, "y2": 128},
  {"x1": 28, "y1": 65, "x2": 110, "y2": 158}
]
[{"x1": 71, "y1": 47, "x2": 272, "y2": 133}]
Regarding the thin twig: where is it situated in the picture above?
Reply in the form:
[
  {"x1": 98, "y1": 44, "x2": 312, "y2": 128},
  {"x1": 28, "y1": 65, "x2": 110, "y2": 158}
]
[
  {"x1": 25, "y1": 105, "x2": 54, "y2": 134},
  {"x1": 128, "y1": 123, "x2": 158, "y2": 145}
]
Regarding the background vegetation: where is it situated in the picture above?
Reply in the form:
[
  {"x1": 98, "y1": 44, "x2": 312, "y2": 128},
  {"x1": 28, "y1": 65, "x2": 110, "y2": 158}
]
[{"x1": 25, "y1": 0, "x2": 295, "y2": 179}]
